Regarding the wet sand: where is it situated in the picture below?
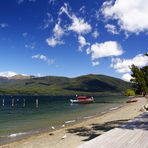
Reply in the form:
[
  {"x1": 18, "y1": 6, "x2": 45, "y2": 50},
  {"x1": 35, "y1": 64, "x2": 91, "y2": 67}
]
[{"x1": 1, "y1": 97, "x2": 147, "y2": 148}]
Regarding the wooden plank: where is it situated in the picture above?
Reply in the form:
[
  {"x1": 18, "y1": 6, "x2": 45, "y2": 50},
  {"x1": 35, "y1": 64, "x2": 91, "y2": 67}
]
[{"x1": 77, "y1": 112, "x2": 148, "y2": 148}]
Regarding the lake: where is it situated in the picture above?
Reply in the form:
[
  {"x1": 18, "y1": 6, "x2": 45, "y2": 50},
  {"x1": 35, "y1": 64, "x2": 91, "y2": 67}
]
[{"x1": 0, "y1": 95, "x2": 128, "y2": 145}]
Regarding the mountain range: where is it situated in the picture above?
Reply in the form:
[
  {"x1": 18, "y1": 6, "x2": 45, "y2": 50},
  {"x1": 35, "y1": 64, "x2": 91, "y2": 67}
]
[{"x1": 0, "y1": 74, "x2": 131, "y2": 96}]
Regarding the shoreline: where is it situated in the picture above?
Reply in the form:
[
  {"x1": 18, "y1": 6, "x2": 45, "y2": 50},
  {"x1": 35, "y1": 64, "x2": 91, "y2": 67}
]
[
  {"x1": 1, "y1": 97, "x2": 147, "y2": 148},
  {"x1": 0, "y1": 101, "x2": 125, "y2": 146}
]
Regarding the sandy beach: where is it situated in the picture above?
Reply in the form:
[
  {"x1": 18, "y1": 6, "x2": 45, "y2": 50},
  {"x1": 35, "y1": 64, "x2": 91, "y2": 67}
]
[{"x1": 1, "y1": 97, "x2": 147, "y2": 148}]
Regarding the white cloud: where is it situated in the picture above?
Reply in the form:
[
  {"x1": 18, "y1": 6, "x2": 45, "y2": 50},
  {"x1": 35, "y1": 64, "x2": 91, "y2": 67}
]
[
  {"x1": 32, "y1": 54, "x2": 55, "y2": 65},
  {"x1": 0, "y1": 71, "x2": 18, "y2": 78},
  {"x1": 79, "y1": 6, "x2": 86, "y2": 14},
  {"x1": 53, "y1": 19, "x2": 64, "y2": 38},
  {"x1": 0, "y1": 23, "x2": 8, "y2": 28},
  {"x1": 25, "y1": 42, "x2": 36, "y2": 49},
  {"x1": 47, "y1": 59, "x2": 55, "y2": 65},
  {"x1": 86, "y1": 48, "x2": 91, "y2": 55},
  {"x1": 59, "y1": 3, "x2": 72, "y2": 18},
  {"x1": 92, "y1": 61, "x2": 99, "y2": 66},
  {"x1": 92, "y1": 30, "x2": 100, "y2": 39},
  {"x1": 32, "y1": 54, "x2": 47, "y2": 61},
  {"x1": 111, "y1": 54, "x2": 148, "y2": 73},
  {"x1": 59, "y1": 3, "x2": 91, "y2": 35},
  {"x1": 46, "y1": 19, "x2": 64, "y2": 47},
  {"x1": 78, "y1": 35, "x2": 90, "y2": 51},
  {"x1": 42, "y1": 13, "x2": 53, "y2": 29},
  {"x1": 102, "y1": 0, "x2": 148, "y2": 34},
  {"x1": 105, "y1": 24, "x2": 119, "y2": 35},
  {"x1": 46, "y1": 3, "x2": 91, "y2": 47},
  {"x1": 121, "y1": 73, "x2": 132, "y2": 82},
  {"x1": 68, "y1": 15, "x2": 91, "y2": 34},
  {"x1": 46, "y1": 37, "x2": 64, "y2": 47},
  {"x1": 88, "y1": 41, "x2": 123, "y2": 61},
  {"x1": 95, "y1": 10, "x2": 100, "y2": 21}
]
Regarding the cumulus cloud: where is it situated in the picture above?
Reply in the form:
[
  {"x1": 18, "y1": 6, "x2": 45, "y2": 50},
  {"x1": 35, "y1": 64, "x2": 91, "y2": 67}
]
[
  {"x1": 46, "y1": 18, "x2": 64, "y2": 47},
  {"x1": 0, "y1": 71, "x2": 18, "y2": 77},
  {"x1": 121, "y1": 73, "x2": 132, "y2": 82},
  {"x1": 46, "y1": 37, "x2": 64, "y2": 47},
  {"x1": 102, "y1": 0, "x2": 148, "y2": 34},
  {"x1": 111, "y1": 54, "x2": 148, "y2": 73},
  {"x1": 78, "y1": 35, "x2": 90, "y2": 51},
  {"x1": 59, "y1": 3, "x2": 91, "y2": 35},
  {"x1": 32, "y1": 54, "x2": 55, "y2": 65},
  {"x1": 68, "y1": 15, "x2": 91, "y2": 34},
  {"x1": 105, "y1": 24, "x2": 119, "y2": 35},
  {"x1": 86, "y1": 41, "x2": 123, "y2": 66},
  {"x1": 92, "y1": 30, "x2": 100, "y2": 39},
  {"x1": 46, "y1": 3, "x2": 91, "y2": 47},
  {"x1": 0, "y1": 23, "x2": 8, "y2": 28},
  {"x1": 88, "y1": 41, "x2": 123, "y2": 61}
]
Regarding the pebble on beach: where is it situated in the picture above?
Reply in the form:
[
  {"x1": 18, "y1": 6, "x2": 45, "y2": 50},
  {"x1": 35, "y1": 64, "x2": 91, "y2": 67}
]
[
  {"x1": 61, "y1": 124, "x2": 65, "y2": 128},
  {"x1": 51, "y1": 126, "x2": 55, "y2": 130},
  {"x1": 61, "y1": 134, "x2": 67, "y2": 139}
]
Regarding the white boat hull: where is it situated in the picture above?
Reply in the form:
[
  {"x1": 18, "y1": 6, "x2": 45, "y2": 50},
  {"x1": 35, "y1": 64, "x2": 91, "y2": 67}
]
[{"x1": 70, "y1": 98, "x2": 94, "y2": 104}]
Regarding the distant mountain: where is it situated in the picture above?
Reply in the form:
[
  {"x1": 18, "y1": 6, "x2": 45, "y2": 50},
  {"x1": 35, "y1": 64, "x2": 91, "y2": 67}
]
[
  {"x1": 0, "y1": 74, "x2": 131, "y2": 95},
  {"x1": 0, "y1": 76, "x2": 8, "y2": 82},
  {"x1": 9, "y1": 74, "x2": 33, "y2": 80}
]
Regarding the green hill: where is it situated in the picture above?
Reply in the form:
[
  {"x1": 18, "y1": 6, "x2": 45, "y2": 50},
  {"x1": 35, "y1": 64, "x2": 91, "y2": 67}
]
[{"x1": 0, "y1": 74, "x2": 131, "y2": 96}]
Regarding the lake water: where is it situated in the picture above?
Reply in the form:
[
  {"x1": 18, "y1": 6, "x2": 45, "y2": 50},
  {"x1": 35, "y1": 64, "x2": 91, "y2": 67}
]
[{"x1": 0, "y1": 95, "x2": 128, "y2": 145}]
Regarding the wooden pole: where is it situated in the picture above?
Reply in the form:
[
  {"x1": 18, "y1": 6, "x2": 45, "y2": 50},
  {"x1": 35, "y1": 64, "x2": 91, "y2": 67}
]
[
  {"x1": 23, "y1": 99, "x2": 25, "y2": 107},
  {"x1": 36, "y1": 99, "x2": 38, "y2": 108},
  {"x1": 12, "y1": 99, "x2": 14, "y2": 107},
  {"x1": 2, "y1": 99, "x2": 4, "y2": 106}
]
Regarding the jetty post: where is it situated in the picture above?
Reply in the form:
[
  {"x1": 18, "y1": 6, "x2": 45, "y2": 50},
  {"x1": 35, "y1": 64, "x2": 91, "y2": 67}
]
[
  {"x1": 12, "y1": 99, "x2": 14, "y2": 107},
  {"x1": 36, "y1": 99, "x2": 38, "y2": 108},
  {"x1": 2, "y1": 98, "x2": 4, "y2": 106},
  {"x1": 23, "y1": 99, "x2": 26, "y2": 107}
]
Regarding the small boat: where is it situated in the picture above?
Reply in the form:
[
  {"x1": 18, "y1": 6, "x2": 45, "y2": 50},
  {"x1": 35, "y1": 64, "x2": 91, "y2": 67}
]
[
  {"x1": 126, "y1": 99, "x2": 138, "y2": 103},
  {"x1": 70, "y1": 95, "x2": 94, "y2": 104}
]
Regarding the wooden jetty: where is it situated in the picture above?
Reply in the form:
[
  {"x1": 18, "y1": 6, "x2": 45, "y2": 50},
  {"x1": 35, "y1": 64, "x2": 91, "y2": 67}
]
[{"x1": 78, "y1": 112, "x2": 148, "y2": 148}]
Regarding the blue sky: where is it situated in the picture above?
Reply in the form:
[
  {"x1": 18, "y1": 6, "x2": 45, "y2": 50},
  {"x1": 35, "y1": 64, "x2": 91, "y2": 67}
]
[{"x1": 0, "y1": 0, "x2": 148, "y2": 81}]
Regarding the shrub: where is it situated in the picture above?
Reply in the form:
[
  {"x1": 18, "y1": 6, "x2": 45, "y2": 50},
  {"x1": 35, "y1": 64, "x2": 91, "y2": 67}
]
[{"x1": 125, "y1": 89, "x2": 135, "y2": 96}]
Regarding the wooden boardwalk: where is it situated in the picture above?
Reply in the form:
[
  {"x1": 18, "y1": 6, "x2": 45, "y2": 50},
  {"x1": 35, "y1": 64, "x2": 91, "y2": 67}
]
[{"x1": 77, "y1": 112, "x2": 148, "y2": 148}]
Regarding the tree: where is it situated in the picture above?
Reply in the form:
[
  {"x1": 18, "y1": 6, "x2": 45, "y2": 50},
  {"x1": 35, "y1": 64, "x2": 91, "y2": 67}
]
[
  {"x1": 130, "y1": 65, "x2": 148, "y2": 96},
  {"x1": 141, "y1": 66, "x2": 148, "y2": 86}
]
